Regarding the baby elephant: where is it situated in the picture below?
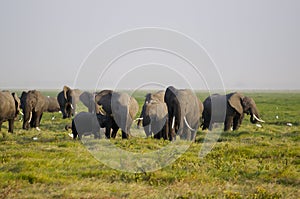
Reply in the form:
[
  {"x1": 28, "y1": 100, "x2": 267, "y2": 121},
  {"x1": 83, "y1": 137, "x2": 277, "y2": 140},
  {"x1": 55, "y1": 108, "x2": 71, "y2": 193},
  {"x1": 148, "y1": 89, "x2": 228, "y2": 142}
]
[{"x1": 65, "y1": 112, "x2": 101, "y2": 139}]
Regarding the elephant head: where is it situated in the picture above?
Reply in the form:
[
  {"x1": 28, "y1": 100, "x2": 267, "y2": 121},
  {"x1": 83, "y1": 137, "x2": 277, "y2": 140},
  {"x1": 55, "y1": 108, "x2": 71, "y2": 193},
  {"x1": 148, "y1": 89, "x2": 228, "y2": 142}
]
[
  {"x1": 228, "y1": 92, "x2": 264, "y2": 124},
  {"x1": 138, "y1": 91, "x2": 168, "y2": 138},
  {"x1": 57, "y1": 86, "x2": 82, "y2": 118}
]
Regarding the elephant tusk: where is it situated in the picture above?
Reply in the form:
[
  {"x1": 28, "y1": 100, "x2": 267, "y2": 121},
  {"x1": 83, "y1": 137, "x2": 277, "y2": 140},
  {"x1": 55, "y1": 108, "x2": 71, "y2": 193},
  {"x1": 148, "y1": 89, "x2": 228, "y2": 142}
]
[
  {"x1": 70, "y1": 104, "x2": 74, "y2": 109},
  {"x1": 184, "y1": 116, "x2": 197, "y2": 131},
  {"x1": 19, "y1": 110, "x2": 24, "y2": 116},
  {"x1": 253, "y1": 114, "x2": 265, "y2": 123},
  {"x1": 171, "y1": 116, "x2": 175, "y2": 129},
  {"x1": 134, "y1": 117, "x2": 143, "y2": 122},
  {"x1": 36, "y1": 127, "x2": 41, "y2": 131},
  {"x1": 28, "y1": 112, "x2": 32, "y2": 123}
]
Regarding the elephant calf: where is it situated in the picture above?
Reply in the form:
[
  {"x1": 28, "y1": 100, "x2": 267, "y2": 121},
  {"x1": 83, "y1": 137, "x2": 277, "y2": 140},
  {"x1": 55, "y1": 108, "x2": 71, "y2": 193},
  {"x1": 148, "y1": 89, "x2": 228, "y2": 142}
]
[
  {"x1": 65, "y1": 112, "x2": 101, "y2": 139},
  {"x1": 0, "y1": 91, "x2": 21, "y2": 133}
]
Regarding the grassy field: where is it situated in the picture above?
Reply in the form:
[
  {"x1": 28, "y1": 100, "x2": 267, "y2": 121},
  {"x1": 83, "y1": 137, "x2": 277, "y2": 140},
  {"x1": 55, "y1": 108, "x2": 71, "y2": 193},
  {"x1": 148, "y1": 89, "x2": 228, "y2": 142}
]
[{"x1": 0, "y1": 91, "x2": 299, "y2": 198}]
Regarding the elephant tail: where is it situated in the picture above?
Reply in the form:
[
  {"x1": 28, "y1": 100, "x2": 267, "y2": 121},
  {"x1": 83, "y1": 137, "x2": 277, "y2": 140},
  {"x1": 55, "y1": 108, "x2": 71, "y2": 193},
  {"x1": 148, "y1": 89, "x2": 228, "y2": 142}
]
[{"x1": 65, "y1": 124, "x2": 72, "y2": 131}]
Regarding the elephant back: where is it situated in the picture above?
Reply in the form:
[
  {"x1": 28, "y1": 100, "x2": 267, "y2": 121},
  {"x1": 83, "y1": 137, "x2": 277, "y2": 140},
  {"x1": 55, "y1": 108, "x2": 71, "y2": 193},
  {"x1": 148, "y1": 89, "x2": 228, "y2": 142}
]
[{"x1": 0, "y1": 91, "x2": 15, "y2": 119}]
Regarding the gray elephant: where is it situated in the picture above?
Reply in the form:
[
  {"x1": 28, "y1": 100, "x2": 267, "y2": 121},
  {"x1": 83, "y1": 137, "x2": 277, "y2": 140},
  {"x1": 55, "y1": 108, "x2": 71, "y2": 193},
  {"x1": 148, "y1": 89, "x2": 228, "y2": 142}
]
[
  {"x1": 96, "y1": 90, "x2": 139, "y2": 139},
  {"x1": 20, "y1": 90, "x2": 47, "y2": 130},
  {"x1": 137, "y1": 91, "x2": 168, "y2": 139},
  {"x1": 0, "y1": 91, "x2": 21, "y2": 133},
  {"x1": 57, "y1": 86, "x2": 82, "y2": 118},
  {"x1": 45, "y1": 96, "x2": 60, "y2": 112},
  {"x1": 65, "y1": 112, "x2": 101, "y2": 139},
  {"x1": 202, "y1": 92, "x2": 265, "y2": 131},
  {"x1": 164, "y1": 86, "x2": 203, "y2": 141}
]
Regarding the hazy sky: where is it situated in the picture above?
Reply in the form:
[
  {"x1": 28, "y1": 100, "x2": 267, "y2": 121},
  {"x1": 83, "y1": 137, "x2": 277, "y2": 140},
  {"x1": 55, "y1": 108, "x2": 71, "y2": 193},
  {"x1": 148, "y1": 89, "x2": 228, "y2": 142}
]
[{"x1": 0, "y1": 0, "x2": 299, "y2": 91}]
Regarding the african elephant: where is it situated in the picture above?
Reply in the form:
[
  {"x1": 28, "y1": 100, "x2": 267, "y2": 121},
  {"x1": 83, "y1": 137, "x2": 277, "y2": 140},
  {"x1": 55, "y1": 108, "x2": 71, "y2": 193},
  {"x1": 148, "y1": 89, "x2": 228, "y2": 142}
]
[
  {"x1": 96, "y1": 90, "x2": 139, "y2": 139},
  {"x1": 137, "y1": 91, "x2": 168, "y2": 139},
  {"x1": 164, "y1": 86, "x2": 203, "y2": 141},
  {"x1": 20, "y1": 90, "x2": 47, "y2": 130},
  {"x1": 202, "y1": 92, "x2": 265, "y2": 131},
  {"x1": 45, "y1": 96, "x2": 60, "y2": 112},
  {"x1": 0, "y1": 91, "x2": 20, "y2": 133},
  {"x1": 57, "y1": 86, "x2": 82, "y2": 118},
  {"x1": 65, "y1": 112, "x2": 101, "y2": 139}
]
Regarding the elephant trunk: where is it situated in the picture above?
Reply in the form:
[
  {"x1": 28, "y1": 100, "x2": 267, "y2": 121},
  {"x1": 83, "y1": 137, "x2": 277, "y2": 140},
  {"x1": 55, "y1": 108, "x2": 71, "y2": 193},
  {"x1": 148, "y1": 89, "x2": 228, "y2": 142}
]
[
  {"x1": 23, "y1": 106, "x2": 32, "y2": 129},
  {"x1": 250, "y1": 107, "x2": 264, "y2": 123}
]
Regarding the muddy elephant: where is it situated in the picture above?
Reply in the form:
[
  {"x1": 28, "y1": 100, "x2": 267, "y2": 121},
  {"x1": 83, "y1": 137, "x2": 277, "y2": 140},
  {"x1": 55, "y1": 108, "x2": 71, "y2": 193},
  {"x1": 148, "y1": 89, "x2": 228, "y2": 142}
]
[
  {"x1": 96, "y1": 90, "x2": 139, "y2": 139},
  {"x1": 0, "y1": 91, "x2": 21, "y2": 133},
  {"x1": 202, "y1": 92, "x2": 265, "y2": 131},
  {"x1": 138, "y1": 91, "x2": 168, "y2": 139},
  {"x1": 164, "y1": 86, "x2": 203, "y2": 141},
  {"x1": 20, "y1": 90, "x2": 47, "y2": 130},
  {"x1": 57, "y1": 86, "x2": 82, "y2": 118},
  {"x1": 65, "y1": 112, "x2": 101, "y2": 139}
]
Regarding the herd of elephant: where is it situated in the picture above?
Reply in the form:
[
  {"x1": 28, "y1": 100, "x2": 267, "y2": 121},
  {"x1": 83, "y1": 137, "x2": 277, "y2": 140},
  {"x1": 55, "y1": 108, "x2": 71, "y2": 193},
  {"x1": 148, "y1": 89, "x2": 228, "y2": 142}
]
[{"x1": 0, "y1": 85, "x2": 265, "y2": 141}]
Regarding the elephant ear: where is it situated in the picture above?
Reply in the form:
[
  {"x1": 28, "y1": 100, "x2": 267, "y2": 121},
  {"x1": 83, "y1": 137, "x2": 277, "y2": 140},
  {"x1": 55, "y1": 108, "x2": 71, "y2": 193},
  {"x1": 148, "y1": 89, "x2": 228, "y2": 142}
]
[
  {"x1": 63, "y1": 86, "x2": 71, "y2": 100},
  {"x1": 129, "y1": 96, "x2": 139, "y2": 119},
  {"x1": 34, "y1": 92, "x2": 46, "y2": 112},
  {"x1": 228, "y1": 92, "x2": 244, "y2": 115},
  {"x1": 12, "y1": 93, "x2": 21, "y2": 112}
]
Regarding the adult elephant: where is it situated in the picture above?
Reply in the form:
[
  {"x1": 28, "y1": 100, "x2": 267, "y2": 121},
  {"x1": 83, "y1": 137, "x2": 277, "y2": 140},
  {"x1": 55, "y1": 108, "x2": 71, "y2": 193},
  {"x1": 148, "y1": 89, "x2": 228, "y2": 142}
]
[
  {"x1": 0, "y1": 91, "x2": 21, "y2": 133},
  {"x1": 202, "y1": 92, "x2": 265, "y2": 131},
  {"x1": 137, "y1": 91, "x2": 168, "y2": 139},
  {"x1": 96, "y1": 90, "x2": 139, "y2": 139},
  {"x1": 20, "y1": 90, "x2": 47, "y2": 131},
  {"x1": 57, "y1": 86, "x2": 82, "y2": 118},
  {"x1": 45, "y1": 96, "x2": 60, "y2": 112},
  {"x1": 164, "y1": 86, "x2": 203, "y2": 141}
]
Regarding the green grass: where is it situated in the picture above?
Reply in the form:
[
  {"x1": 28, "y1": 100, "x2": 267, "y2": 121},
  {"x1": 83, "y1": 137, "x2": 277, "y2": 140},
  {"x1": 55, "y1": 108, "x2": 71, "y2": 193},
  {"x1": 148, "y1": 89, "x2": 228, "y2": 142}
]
[{"x1": 0, "y1": 91, "x2": 299, "y2": 198}]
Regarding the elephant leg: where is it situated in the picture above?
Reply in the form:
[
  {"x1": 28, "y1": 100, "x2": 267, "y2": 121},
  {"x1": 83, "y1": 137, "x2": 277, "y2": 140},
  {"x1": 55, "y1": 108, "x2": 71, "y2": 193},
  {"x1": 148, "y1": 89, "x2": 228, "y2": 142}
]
[
  {"x1": 71, "y1": 120, "x2": 78, "y2": 139},
  {"x1": 0, "y1": 121, "x2": 2, "y2": 131},
  {"x1": 186, "y1": 128, "x2": 192, "y2": 141},
  {"x1": 37, "y1": 112, "x2": 43, "y2": 127},
  {"x1": 163, "y1": 122, "x2": 169, "y2": 140},
  {"x1": 224, "y1": 116, "x2": 233, "y2": 131},
  {"x1": 234, "y1": 113, "x2": 244, "y2": 130},
  {"x1": 8, "y1": 119, "x2": 14, "y2": 133},
  {"x1": 105, "y1": 126, "x2": 111, "y2": 138},
  {"x1": 202, "y1": 111, "x2": 210, "y2": 130},
  {"x1": 191, "y1": 130, "x2": 197, "y2": 141},
  {"x1": 121, "y1": 131, "x2": 128, "y2": 139},
  {"x1": 153, "y1": 130, "x2": 159, "y2": 139},
  {"x1": 232, "y1": 115, "x2": 240, "y2": 131},
  {"x1": 111, "y1": 121, "x2": 119, "y2": 138}
]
